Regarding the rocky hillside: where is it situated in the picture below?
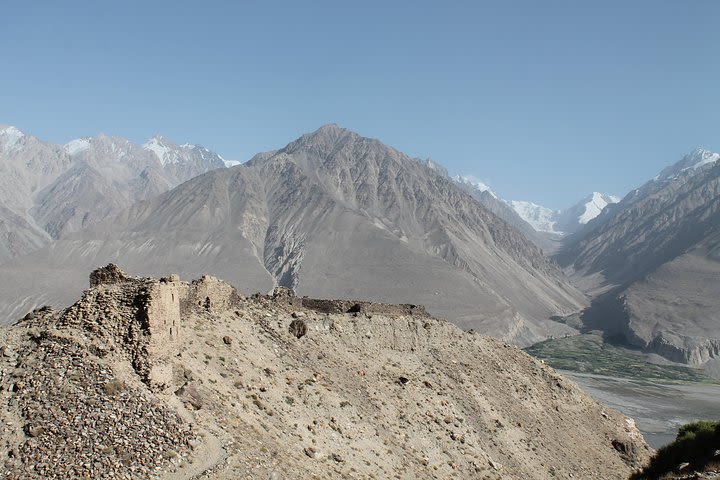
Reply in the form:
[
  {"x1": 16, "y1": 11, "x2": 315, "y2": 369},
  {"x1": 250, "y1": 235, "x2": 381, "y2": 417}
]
[
  {"x1": 0, "y1": 265, "x2": 650, "y2": 479},
  {"x1": 557, "y1": 148, "x2": 720, "y2": 371},
  {"x1": 453, "y1": 176, "x2": 556, "y2": 252},
  {"x1": 0, "y1": 125, "x2": 226, "y2": 263},
  {"x1": 0, "y1": 125, "x2": 585, "y2": 346}
]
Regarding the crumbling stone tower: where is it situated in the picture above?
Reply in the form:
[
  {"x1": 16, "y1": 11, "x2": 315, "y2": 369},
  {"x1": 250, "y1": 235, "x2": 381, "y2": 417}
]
[{"x1": 145, "y1": 275, "x2": 188, "y2": 388}]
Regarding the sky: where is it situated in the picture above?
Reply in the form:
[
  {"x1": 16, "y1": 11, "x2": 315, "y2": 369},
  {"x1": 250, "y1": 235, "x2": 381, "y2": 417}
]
[{"x1": 1, "y1": 1, "x2": 718, "y2": 209}]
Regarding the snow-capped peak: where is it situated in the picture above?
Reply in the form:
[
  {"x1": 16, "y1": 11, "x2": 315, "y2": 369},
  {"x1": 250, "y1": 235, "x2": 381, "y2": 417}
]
[
  {"x1": 509, "y1": 200, "x2": 559, "y2": 233},
  {"x1": 684, "y1": 148, "x2": 720, "y2": 170},
  {"x1": 454, "y1": 175, "x2": 497, "y2": 199},
  {"x1": 655, "y1": 148, "x2": 720, "y2": 183},
  {"x1": 577, "y1": 192, "x2": 619, "y2": 225},
  {"x1": 0, "y1": 126, "x2": 25, "y2": 151},
  {"x1": 143, "y1": 136, "x2": 180, "y2": 166},
  {"x1": 65, "y1": 138, "x2": 91, "y2": 156},
  {"x1": 510, "y1": 192, "x2": 620, "y2": 235}
]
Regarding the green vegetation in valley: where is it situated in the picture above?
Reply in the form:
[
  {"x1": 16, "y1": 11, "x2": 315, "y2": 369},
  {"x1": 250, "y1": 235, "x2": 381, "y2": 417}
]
[
  {"x1": 524, "y1": 334, "x2": 713, "y2": 383},
  {"x1": 630, "y1": 420, "x2": 720, "y2": 479}
]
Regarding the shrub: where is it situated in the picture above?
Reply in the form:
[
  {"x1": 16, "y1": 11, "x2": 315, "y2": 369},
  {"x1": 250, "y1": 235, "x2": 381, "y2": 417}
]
[{"x1": 631, "y1": 420, "x2": 720, "y2": 479}]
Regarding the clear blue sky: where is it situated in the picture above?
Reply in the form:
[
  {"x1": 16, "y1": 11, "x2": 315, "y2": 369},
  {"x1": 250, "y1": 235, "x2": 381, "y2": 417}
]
[{"x1": 1, "y1": 1, "x2": 718, "y2": 209}]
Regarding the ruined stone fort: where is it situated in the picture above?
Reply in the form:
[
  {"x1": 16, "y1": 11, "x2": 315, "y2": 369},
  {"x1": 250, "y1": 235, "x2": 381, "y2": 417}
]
[{"x1": 85, "y1": 264, "x2": 427, "y2": 390}]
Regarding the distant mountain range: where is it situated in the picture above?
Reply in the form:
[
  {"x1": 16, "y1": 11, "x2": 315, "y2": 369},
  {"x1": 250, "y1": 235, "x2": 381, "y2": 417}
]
[
  {"x1": 509, "y1": 193, "x2": 621, "y2": 235},
  {"x1": 0, "y1": 125, "x2": 584, "y2": 346},
  {"x1": 1, "y1": 123, "x2": 718, "y2": 373},
  {"x1": 448, "y1": 176, "x2": 620, "y2": 253},
  {"x1": 0, "y1": 125, "x2": 228, "y2": 262}
]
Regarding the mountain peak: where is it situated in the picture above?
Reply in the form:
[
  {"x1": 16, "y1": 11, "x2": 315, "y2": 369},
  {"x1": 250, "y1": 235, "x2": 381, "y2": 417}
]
[
  {"x1": 298, "y1": 123, "x2": 360, "y2": 143},
  {"x1": 0, "y1": 125, "x2": 23, "y2": 135},
  {"x1": 654, "y1": 147, "x2": 720, "y2": 183},
  {"x1": 683, "y1": 147, "x2": 720, "y2": 169},
  {"x1": 0, "y1": 125, "x2": 26, "y2": 151},
  {"x1": 305, "y1": 123, "x2": 356, "y2": 142},
  {"x1": 509, "y1": 200, "x2": 558, "y2": 233},
  {"x1": 143, "y1": 136, "x2": 180, "y2": 165},
  {"x1": 65, "y1": 137, "x2": 92, "y2": 156},
  {"x1": 281, "y1": 124, "x2": 371, "y2": 159},
  {"x1": 314, "y1": 123, "x2": 347, "y2": 134},
  {"x1": 576, "y1": 192, "x2": 619, "y2": 224},
  {"x1": 509, "y1": 192, "x2": 620, "y2": 234},
  {"x1": 455, "y1": 175, "x2": 497, "y2": 199}
]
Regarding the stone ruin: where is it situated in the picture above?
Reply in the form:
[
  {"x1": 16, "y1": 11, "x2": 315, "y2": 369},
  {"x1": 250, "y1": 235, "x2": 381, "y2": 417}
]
[
  {"x1": 144, "y1": 277, "x2": 188, "y2": 388},
  {"x1": 89, "y1": 263, "x2": 132, "y2": 287},
  {"x1": 188, "y1": 274, "x2": 243, "y2": 313},
  {"x1": 87, "y1": 265, "x2": 240, "y2": 390},
  {"x1": 85, "y1": 265, "x2": 427, "y2": 390},
  {"x1": 266, "y1": 284, "x2": 428, "y2": 317}
]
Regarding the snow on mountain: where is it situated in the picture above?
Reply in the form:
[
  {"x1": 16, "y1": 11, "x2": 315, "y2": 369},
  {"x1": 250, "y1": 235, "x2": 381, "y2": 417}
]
[
  {"x1": 65, "y1": 138, "x2": 91, "y2": 156},
  {"x1": 450, "y1": 166, "x2": 616, "y2": 236},
  {"x1": 687, "y1": 148, "x2": 720, "y2": 170},
  {"x1": 0, "y1": 126, "x2": 25, "y2": 151},
  {"x1": 577, "y1": 192, "x2": 620, "y2": 225},
  {"x1": 144, "y1": 137, "x2": 237, "y2": 169},
  {"x1": 454, "y1": 175, "x2": 497, "y2": 199},
  {"x1": 143, "y1": 136, "x2": 179, "y2": 165},
  {"x1": 654, "y1": 148, "x2": 720, "y2": 183},
  {"x1": 509, "y1": 201, "x2": 558, "y2": 233},
  {"x1": 509, "y1": 192, "x2": 620, "y2": 235}
]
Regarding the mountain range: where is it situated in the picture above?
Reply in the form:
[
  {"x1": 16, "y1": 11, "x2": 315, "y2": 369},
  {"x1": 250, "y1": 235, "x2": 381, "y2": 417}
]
[
  {"x1": 1, "y1": 123, "x2": 719, "y2": 374},
  {"x1": 0, "y1": 124, "x2": 585, "y2": 346},
  {"x1": 0, "y1": 125, "x2": 227, "y2": 263},
  {"x1": 557, "y1": 148, "x2": 720, "y2": 372}
]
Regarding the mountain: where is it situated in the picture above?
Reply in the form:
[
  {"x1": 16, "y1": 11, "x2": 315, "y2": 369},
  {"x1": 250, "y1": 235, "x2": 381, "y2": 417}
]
[
  {"x1": 0, "y1": 125, "x2": 227, "y2": 263},
  {"x1": 557, "y1": 148, "x2": 720, "y2": 370},
  {"x1": 0, "y1": 265, "x2": 650, "y2": 479},
  {"x1": 454, "y1": 176, "x2": 557, "y2": 252},
  {"x1": 509, "y1": 201, "x2": 558, "y2": 233},
  {"x1": 0, "y1": 125, "x2": 585, "y2": 345},
  {"x1": 510, "y1": 192, "x2": 621, "y2": 236}
]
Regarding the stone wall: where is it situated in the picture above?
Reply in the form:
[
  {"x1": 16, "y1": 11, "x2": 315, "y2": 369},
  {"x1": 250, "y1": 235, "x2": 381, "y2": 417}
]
[
  {"x1": 186, "y1": 275, "x2": 242, "y2": 313},
  {"x1": 299, "y1": 298, "x2": 427, "y2": 316},
  {"x1": 264, "y1": 286, "x2": 428, "y2": 317}
]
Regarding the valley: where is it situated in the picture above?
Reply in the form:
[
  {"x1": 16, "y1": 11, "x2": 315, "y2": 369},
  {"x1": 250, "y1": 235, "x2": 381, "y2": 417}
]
[
  {"x1": 566, "y1": 373, "x2": 720, "y2": 449},
  {"x1": 524, "y1": 334, "x2": 720, "y2": 448}
]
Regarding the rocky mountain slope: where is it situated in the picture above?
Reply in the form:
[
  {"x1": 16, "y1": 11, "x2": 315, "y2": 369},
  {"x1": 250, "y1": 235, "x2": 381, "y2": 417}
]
[
  {"x1": 453, "y1": 176, "x2": 556, "y2": 252},
  {"x1": 0, "y1": 125, "x2": 585, "y2": 345},
  {"x1": 557, "y1": 148, "x2": 720, "y2": 370},
  {"x1": 0, "y1": 265, "x2": 650, "y2": 479},
  {"x1": 0, "y1": 125, "x2": 226, "y2": 263}
]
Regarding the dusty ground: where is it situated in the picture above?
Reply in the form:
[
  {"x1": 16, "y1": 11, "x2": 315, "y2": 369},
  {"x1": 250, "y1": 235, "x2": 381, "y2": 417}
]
[{"x1": 0, "y1": 269, "x2": 651, "y2": 479}]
